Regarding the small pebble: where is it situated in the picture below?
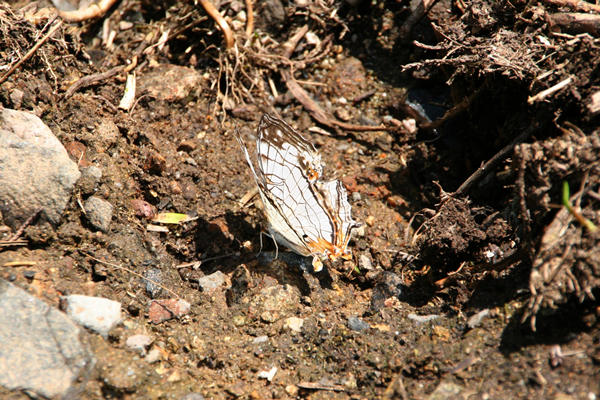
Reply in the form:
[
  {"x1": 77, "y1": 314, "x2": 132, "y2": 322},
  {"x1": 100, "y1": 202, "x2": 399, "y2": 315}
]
[
  {"x1": 145, "y1": 348, "x2": 162, "y2": 363},
  {"x1": 258, "y1": 366, "x2": 277, "y2": 382},
  {"x1": 119, "y1": 21, "x2": 134, "y2": 30},
  {"x1": 83, "y1": 196, "x2": 113, "y2": 232},
  {"x1": 126, "y1": 334, "x2": 153, "y2": 356},
  {"x1": 78, "y1": 166, "x2": 102, "y2": 195},
  {"x1": 358, "y1": 254, "x2": 373, "y2": 270},
  {"x1": 232, "y1": 315, "x2": 246, "y2": 327},
  {"x1": 252, "y1": 336, "x2": 268, "y2": 344},
  {"x1": 148, "y1": 299, "x2": 190, "y2": 324},
  {"x1": 181, "y1": 394, "x2": 205, "y2": 400},
  {"x1": 284, "y1": 317, "x2": 304, "y2": 333},
  {"x1": 407, "y1": 313, "x2": 440, "y2": 324},
  {"x1": 260, "y1": 310, "x2": 277, "y2": 323},
  {"x1": 22, "y1": 270, "x2": 35, "y2": 279},
  {"x1": 285, "y1": 385, "x2": 299, "y2": 396},
  {"x1": 197, "y1": 271, "x2": 227, "y2": 292},
  {"x1": 347, "y1": 316, "x2": 369, "y2": 332},
  {"x1": 143, "y1": 268, "x2": 163, "y2": 298},
  {"x1": 65, "y1": 294, "x2": 122, "y2": 337},
  {"x1": 369, "y1": 271, "x2": 403, "y2": 313},
  {"x1": 352, "y1": 191, "x2": 361, "y2": 202},
  {"x1": 130, "y1": 199, "x2": 156, "y2": 219}
]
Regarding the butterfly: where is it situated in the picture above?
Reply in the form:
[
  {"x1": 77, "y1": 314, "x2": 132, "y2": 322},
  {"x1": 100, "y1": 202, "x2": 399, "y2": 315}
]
[{"x1": 237, "y1": 114, "x2": 359, "y2": 272}]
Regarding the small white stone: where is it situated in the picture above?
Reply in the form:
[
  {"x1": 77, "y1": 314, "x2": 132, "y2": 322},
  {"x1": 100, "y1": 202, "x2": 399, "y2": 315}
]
[
  {"x1": 252, "y1": 335, "x2": 268, "y2": 344},
  {"x1": 284, "y1": 317, "x2": 304, "y2": 333},
  {"x1": 258, "y1": 366, "x2": 277, "y2": 382},
  {"x1": 145, "y1": 348, "x2": 162, "y2": 363},
  {"x1": 126, "y1": 334, "x2": 153, "y2": 355},
  {"x1": 65, "y1": 295, "x2": 122, "y2": 337}
]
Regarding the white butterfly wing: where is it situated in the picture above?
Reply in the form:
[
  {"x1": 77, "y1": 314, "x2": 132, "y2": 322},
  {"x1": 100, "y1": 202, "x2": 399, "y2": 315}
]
[
  {"x1": 237, "y1": 114, "x2": 357, "y2": 266},
  {"x1": 317, "y1": 180, "x2": 358, "y2": 250},
  {"x1": 257, "y1": 138, "x2": 335, "y2": 253}
]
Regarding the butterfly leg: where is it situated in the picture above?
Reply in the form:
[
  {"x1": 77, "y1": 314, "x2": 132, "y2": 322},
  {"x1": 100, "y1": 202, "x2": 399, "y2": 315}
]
[
  {"x1": 259, "y1": 231, "x2": 279, "y2": 262},
  {"x1": 273, "y1": 237, "x2": 279, "y2": 260},
  {"x1": 258, "y1": 231, "x2": 264, "y2": 256}
]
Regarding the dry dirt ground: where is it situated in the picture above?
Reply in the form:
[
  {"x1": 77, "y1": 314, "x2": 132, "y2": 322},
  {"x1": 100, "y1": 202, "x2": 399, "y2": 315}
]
[{"x1": 1, "y1": 0, "x2": 599, "y2": 399}]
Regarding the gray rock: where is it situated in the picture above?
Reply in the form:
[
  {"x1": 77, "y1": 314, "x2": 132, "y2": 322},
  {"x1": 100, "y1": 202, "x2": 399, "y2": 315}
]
[
  {"x1": 0, "y1": 279, "x2": 91, "y2": 399},
  {"x1": 197, "y1": 270, "x2": 227, "y2": 292},
  {"x1": 0, "y1": 108, "x2": 81, "y2": 229},
  {"x1": 83, "y1": 196, "x2": 113, "y2": 232},
  {"x1": 78, "y1": 165, "x2": 102, "y2": 195},
  {"x1": 143, "y1": 268, "x2": 163, "y2": 298},
  {"x1": 358, "y1": 254, "x2": 373, "y2": 270},
  {"x1": 65, "y1": 294, "x2": 122, "y2": 336},
  {"x1": 347, "y1": 316, "x2": 369, "y2": 332}
]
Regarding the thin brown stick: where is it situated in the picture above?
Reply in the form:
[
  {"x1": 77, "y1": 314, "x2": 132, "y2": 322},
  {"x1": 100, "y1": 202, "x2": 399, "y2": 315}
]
[
  {"x1": 421, "y1": 83, "x2": 484, "y2": 131},
  {"x1": 542, "y1": 0, "x2": 600, "y2": 13},
  {"x1": 0, "y1": 20, "x2": 62, "y2": 86},
  {"x1": 548, "y1": 12, "x2": 600, "y2": 35},
  {"x1": 454, "y1": 125, "x2": 535, "y2": 196},
  {"x1": 199, "y1": 0, "x2": 234, "y2": 49},
  {"x1": 245, "y1": 0, "x2": 254, "y2": 38},
  {"x1": 399, "y1": 0, "x2": 440, "y2": 40},
  {"x1": 282, "y1": 25, "x2": 309, "y2": 59},
  {"x1": 279, "y1": 27, "x2": 393, "y2": 132},
  {"x1": 82, "y1": 251, "x2": 182, "y2": 299},
  {"x1": 59, "y1": 0, "x2": 118, "y2": 22},
  {"x1": 9, "y1": 209, "x2": 42, "y2": 241},
  {"x1": 63, "y1": 65, "x2": 124, "y2": 99}
]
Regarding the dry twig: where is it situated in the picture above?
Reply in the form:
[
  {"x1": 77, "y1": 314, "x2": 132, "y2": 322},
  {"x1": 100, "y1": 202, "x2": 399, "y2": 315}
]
[
  {"x1": 454, "y1": 125, "x2": 536, "y2": 196},
  {"x1": 542, "y1": 0, "x2": 600, "y2": 13},
  {"x1": 548, "y1": 12, "x2": 600, "y2": 35},
  {"x1": 279, "y1": 26, "x2": 392, "y2": 132},
  {"x1": 245, "y1": 0, "x2": 254, "y2": 38},
  {"x1": 63, "y1": 65, "x2": 124, "y2": 99},
  {"x1": 199, "y1": 0, "x2": 234, "y2": 49},
  {"x1": 527, "y1": 76, "x2": 573, "y2": 104}
]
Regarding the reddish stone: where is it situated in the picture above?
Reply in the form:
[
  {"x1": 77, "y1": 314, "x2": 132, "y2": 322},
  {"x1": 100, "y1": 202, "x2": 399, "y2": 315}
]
[
  {"x1": 148, "y1": 299, "x2": 190, "y2": 324},
  {"x1": 64, "y1": 141, "x2": 90, "y2": 166},
  {"x1": 130, "y1": 199, "x2": 156, "y2": 219}
]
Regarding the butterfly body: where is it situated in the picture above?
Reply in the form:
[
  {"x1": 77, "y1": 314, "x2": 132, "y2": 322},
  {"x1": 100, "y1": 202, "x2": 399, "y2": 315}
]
[{"x1": 238, "y1": 114, "x2": 358, "y2": 271}]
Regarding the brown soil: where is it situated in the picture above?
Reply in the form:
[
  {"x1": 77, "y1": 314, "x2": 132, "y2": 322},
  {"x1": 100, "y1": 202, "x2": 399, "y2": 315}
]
[{"x1": 1, "y1": 0, "x2": 599, "y2": 399}]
